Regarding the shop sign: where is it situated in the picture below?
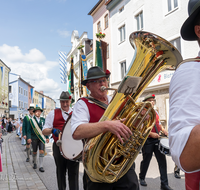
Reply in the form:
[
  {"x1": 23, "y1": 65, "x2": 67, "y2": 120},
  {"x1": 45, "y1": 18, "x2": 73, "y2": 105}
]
[{"x1": 148, "y1": 70, "x2": 175, "y2": 87}]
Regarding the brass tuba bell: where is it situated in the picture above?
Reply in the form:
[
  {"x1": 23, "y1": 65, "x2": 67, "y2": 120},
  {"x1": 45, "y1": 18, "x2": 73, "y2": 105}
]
[{"x1": 82, "y1": 31, "x2": 183, "y2": 183}]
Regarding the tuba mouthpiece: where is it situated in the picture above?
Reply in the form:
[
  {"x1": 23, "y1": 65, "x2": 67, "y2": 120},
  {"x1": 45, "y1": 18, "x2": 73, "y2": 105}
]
[{"x1": 100, "y1": 86, "x2": 107, "y2": 91}]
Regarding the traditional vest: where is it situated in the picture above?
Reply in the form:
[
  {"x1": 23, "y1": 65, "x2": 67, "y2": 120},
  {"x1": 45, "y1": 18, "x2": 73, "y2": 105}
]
[
  {"x1": 151, "y1": 112, "x2": 161, "y2": 134},
  {"x1": 81, "y1": 98, "x2": 105, "y2": 123},
  {"x1": 53, "y1": 109, "x2": 66, "y2": 142}
]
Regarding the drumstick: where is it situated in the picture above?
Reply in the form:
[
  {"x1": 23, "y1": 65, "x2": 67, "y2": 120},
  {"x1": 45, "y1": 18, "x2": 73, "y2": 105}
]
[{"x1": 56, "y1": 132, "x2": 62, "y2": 147}]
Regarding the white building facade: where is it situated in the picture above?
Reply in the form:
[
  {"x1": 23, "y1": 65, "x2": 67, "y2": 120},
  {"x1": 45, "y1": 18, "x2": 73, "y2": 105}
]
[
  {"x1": 106, "y1": 0, "x2": 198, "y2": 128},
  {"x1": 67, "y1": 30, "x2": 93, "y2": 102}
]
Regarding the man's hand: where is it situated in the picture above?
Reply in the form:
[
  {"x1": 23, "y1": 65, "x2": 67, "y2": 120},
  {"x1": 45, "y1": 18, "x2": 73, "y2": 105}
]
[
  {"x1": 150, "y1": 132, "x2": 160, "y2": 139},
  {"x1": 105, "y1": 119, "x2": 132, "y2": 144},
  {"x1": 52, "y1": 128, "x2": 61, "y2": 137},
  {"x1": 27, "y1": 139, "x2": 32, "y2": 144},
  {"x1": 162, "y1": 128, "x2": 168, "y2": 136},
  {"x1": 46, "y1": 139, "x2": 49, "y2": 143},
  {"x1": 23, "y1": 135, "x2": 26, "y2": 140}
]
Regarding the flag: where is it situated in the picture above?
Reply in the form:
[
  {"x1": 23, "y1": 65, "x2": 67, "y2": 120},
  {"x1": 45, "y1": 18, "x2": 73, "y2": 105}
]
[
  {"x1": 68, "y1": 71, "x2": 71, "y2": 94},
  {"x1": 95, "y1": 41, "x2": 103, "y2": 69},
  {"x1": 81, "y1": 54, "x2": 89, "y2": 95},
  {"x1": 95, "y1": 40, "x2": 107, "y2": 72},
  {"x1": 59, "y1": 51, "x2": 67, "y2": 83},
  {"x1": 70, "y1": 57, "x2": 74, "y2": 94}
]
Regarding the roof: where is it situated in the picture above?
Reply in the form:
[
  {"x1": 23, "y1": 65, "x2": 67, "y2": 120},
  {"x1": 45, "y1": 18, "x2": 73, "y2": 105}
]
[
  {"x1": 19, "y1": 77, "x2": 34, "y2": 88},
  {"x1": 0, "y1": 59, "x2": 11, "y2": 71},
  {"x1": 88, "y1": 0, "x2": 103, "y2": 15}
]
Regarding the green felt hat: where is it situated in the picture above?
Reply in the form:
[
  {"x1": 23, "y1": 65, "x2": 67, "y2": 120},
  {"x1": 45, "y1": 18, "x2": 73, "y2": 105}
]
[
  {"x1": 27, "y1": 106, "x2": 34, "y2": 111},
  {"x1": 33, "y1": 107, "x2": 43, "y2": 113},
  {"x1": 143, "y1": 94, "x2": 155, "y2": 102},
  {"x1": 81, "y1": 66, "x2": 111, "y2": 86},
  {"x1": 58, "y1": 91, "x2": 72, "y2": 101}
]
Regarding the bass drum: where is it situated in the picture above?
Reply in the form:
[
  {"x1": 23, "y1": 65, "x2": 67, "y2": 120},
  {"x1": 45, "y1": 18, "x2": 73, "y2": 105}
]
[{"x1": 58, "y1": 115, "x2": 83, "y2": 161}]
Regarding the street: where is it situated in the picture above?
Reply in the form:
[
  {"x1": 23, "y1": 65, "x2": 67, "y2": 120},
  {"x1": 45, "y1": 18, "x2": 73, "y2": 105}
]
[{"x1": 0, "y1": 132, "x2": 185, "y2": 190}]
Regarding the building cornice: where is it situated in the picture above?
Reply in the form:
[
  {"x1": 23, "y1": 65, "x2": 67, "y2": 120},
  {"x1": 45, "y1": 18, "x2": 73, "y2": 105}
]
[
  {"x1": 88, "y1": 0, "x2": 103, "y2": 16},
  {"x1": 0, "y1": 59, "x2": 11, "y2": 71}
]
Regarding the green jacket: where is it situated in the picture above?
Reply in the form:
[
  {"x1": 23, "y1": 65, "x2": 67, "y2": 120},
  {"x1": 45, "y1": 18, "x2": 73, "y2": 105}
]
[
  {"x1": 22, "y1": 115, "x2": 32, "y2": 136},
  {"x1": 27, "y1": 116, "x2": 49, "y2": 140}
]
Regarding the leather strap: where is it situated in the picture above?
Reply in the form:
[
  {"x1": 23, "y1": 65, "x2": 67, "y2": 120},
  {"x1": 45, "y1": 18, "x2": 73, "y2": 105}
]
[
  {"x1": 84, "y1": 97, "x2": 108, "y2": 110},
  {"x1": 176, "y1": 58, "x2": 200, "y2": 70}
]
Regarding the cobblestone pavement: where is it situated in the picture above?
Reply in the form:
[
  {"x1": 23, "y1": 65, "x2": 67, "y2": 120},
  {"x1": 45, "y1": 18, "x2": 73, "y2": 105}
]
[{"x1": 0, "y1": 132, "x2": 185, "y2": 190}]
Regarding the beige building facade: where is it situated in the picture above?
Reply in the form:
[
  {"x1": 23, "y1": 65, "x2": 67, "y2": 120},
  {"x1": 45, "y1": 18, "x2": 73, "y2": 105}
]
[{"x1": 0, "y1": 60, "x2": 11, "y2": 117}]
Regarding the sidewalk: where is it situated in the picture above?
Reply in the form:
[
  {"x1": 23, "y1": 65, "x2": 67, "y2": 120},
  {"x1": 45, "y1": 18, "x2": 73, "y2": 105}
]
[
  {"x1": 0, "y1": 132, "x2": 185, "y2": 190},
  {"x1": 0, "y1": 132, "x2": 84, "y2": 190}
]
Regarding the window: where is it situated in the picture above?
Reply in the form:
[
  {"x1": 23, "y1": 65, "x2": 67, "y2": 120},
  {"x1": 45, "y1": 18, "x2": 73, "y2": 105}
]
[
  {"x1": 97, "y1": 21, "x2": 101, "y2": 33},
  {"x1": 21, "y1": 87, "x2": 23, "y2": 94},
  {"x1": 21, "y1": 101, "x2": 23, "y2": 108},
  {"x1": 26, "y1": 91, "x2": 28, "y2": 96},
  {"x1": 104, "y1": 14, "x2": 109, "y2": 29},
  {"x1": 107, "y1": 44, "x2": 109, "y2": 59},
  {"x1": 136, "y1": 12, "x2": 143, "y2": 30},
  {"x1": 119, "y1": 25, "x2": 126, "y2": 42},
  {"x1": 119, "y1": 6, "x2": 124, "y2": 13},
  {"x1": 9, "y1": 100, "x2": 11, "y2": 108},
  {"x1": 170, "y1": 37, "x2": 181, "y2": 54},
  {"x1": 24, "y1": 90, "x2": 26, "y2": 95},
  {"x1": 167, "y1": 0, "x2": 178, "y2": 12},
  {"x1": 9, "y1": 86, "x2": 12, "y2": 93},
  {"x1": 120, "y1": 61, "x2": 126, "y2": 79},
  {"x1": 19, "y1": 86, "x2": 20, "y2": 93},
  {"x1": 19, "y1": 100, "x2": 20, "y2": 108}
]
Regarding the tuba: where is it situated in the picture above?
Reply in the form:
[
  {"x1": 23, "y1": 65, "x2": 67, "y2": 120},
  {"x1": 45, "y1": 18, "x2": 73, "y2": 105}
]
[{"x1": 82, "y1": 31, "x2": 182, "y2": 183}]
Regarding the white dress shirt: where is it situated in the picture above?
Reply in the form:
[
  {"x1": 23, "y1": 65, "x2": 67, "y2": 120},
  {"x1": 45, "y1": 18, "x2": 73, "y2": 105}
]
[
  {"x1": 71, "y1": 95, "x2": 112, "y2": 136},
  {"x1": 42, "y1": 107, "x2": 73, "y2": 130},
  {"x1": 169, "y1": 52, "x2": 200, "y2": 173}
]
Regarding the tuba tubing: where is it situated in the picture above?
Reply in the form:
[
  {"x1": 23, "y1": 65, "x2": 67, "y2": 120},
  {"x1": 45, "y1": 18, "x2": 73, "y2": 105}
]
[{"x1": 82, "y1": 31, "x2": 183, "y2": 183}]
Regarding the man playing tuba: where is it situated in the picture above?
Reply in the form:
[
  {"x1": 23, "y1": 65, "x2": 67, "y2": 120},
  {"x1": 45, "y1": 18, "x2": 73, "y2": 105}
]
[{"x1": 71, "y1": 66, "x2": 139, "y2": 190}]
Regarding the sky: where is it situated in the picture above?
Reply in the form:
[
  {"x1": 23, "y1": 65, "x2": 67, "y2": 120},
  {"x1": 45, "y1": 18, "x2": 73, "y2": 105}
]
[{"x1": 0, "y1": 0, "x2": 96, "y2": 106}]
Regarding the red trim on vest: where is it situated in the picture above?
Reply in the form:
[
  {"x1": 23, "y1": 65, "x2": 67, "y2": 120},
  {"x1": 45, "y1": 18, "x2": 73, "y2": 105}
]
[
  {"x1": 81, "y1": 97, "x2": 105, "y2": 122},
  {"x1": 53, "y1": 109, "x2": 65, "y2": 142},
  {"x1": 151, "y1": 112, "x2": 161, "y2": 133}
]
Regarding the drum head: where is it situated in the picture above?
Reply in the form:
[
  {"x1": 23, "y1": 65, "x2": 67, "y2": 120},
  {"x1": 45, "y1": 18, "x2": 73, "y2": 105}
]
[
  {"x1": 61, "y1": 118, "x2": 83, "y2": 160},
  {"x1": 160, "y1": 138, "x2": 169, "y2": 149}
]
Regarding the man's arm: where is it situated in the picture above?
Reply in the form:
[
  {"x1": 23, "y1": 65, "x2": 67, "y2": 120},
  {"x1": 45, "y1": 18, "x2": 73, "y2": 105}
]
[
  {"x1": 169, "y1": 65, "x2": 200, "y2": 172},
  {"x1": 180, "y1": 124, "x2": 200, "y2": 172},
  {"x1": 73, "y1": 119, "x2": 132, "y2": 144},
  {"x1": 42, "y1": 110, "x2": 54, "y2": 136},
  {"x1": 22, "y1": 117, "x2": 27, "y2": 137}
]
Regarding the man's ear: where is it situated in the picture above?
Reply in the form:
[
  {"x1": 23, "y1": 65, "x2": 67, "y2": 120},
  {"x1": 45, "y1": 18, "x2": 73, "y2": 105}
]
[
  {"x1": 194, "y1": 25, "x2": 200, "y2": 39},
  {"x1": 86, "y1": 83, "x2": 90, "y2": 90}
]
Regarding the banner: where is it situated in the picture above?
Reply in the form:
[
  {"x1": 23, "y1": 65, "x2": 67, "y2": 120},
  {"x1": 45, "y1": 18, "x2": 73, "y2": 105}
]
[{"x1": 70, "y1": 57, "x2": 74, "y2": 94}]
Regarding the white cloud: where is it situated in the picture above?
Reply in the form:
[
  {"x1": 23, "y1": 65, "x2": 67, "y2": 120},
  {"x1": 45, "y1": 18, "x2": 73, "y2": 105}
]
[
  {"x1": 57, "y1": 30, "x2": 70, "y2": 38},
  {"x1": 0, "y1": 44, "x2": 61, "y2": 102}
]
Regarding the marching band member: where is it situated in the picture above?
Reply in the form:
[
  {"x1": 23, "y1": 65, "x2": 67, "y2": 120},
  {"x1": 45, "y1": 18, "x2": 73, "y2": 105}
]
[
  {"x1": 71, "y1": 66, "x2": 139, "y2": 190},
  {"x1": 22, "y1": 106, "x2": 34, "y2": 162},
  {"x1": 27, "y1": 107, "x2": 49, "y2": 172},
  {"x1": 42, "y1": 91, "x2": 79, "y2": 190},
  {"x1": 139, "y1": 94, "x2": 172, "y2": 190},
  {"x1": 169, "y1": 0, "x2": 200, "y2": 189}
]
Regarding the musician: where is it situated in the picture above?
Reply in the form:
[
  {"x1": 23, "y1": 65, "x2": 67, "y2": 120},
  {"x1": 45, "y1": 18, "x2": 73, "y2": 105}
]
[
  {"x1": 169, "y1": 0, "x2": 200, "y2": 189},
  {"x1": 27, "y1": 107, "x2": 49, "y2": 172},
  {"x1": 139, "y1": 94, "x2": 173, "y2": 190},
  {"x1": 22, "y1": 106, "x2": 34, "y2": 162},
  {"x1": 71, "y1": 66, "x2": 139, "y2": 190},
  {"x1": 42, "y1": 91, "x2": 79, "y2": 190}
]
